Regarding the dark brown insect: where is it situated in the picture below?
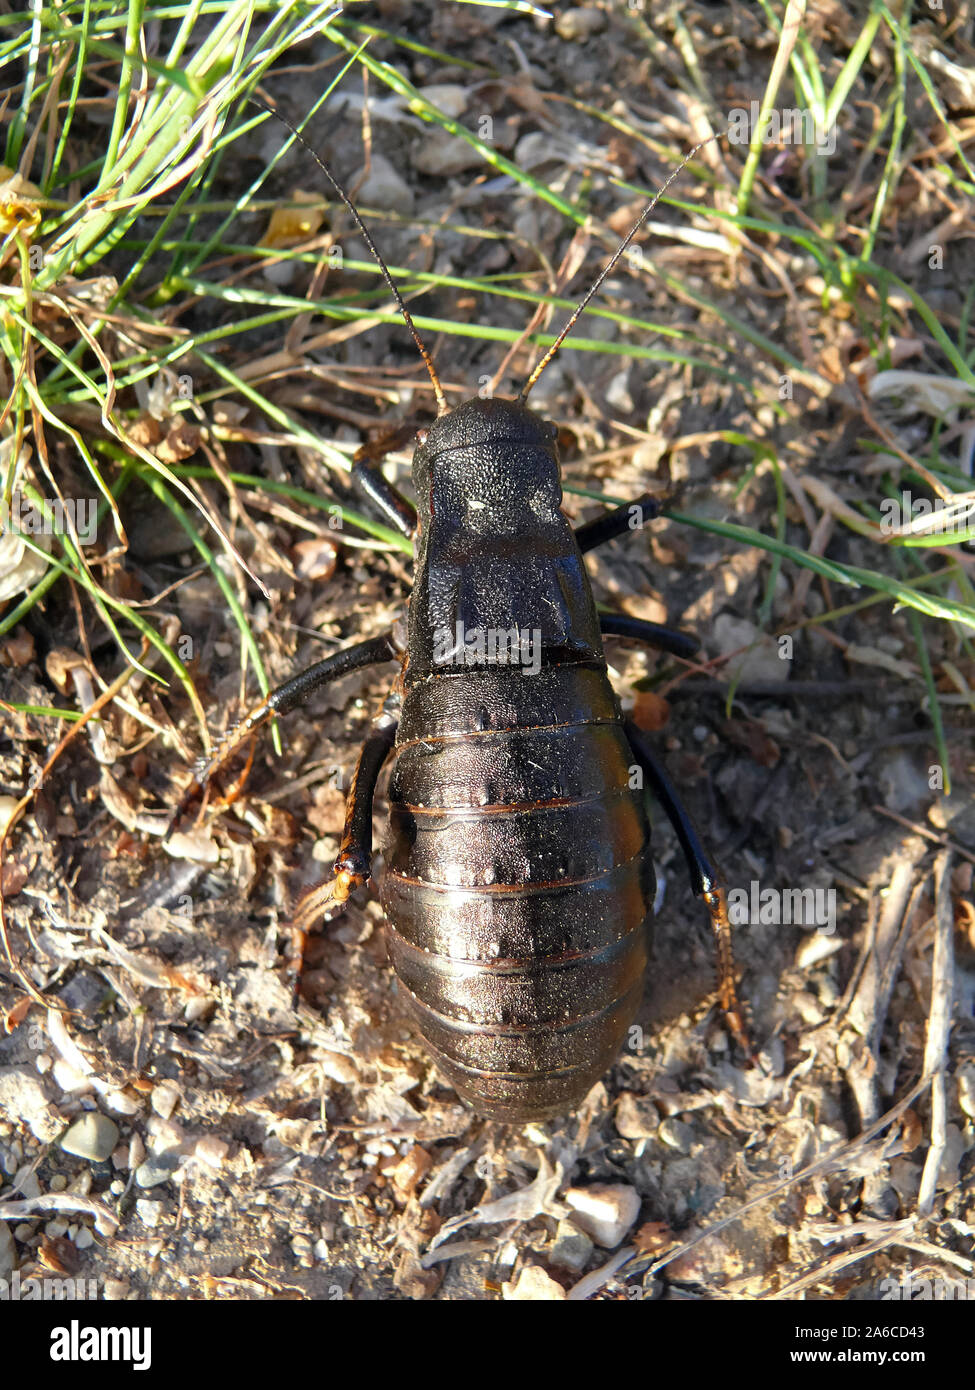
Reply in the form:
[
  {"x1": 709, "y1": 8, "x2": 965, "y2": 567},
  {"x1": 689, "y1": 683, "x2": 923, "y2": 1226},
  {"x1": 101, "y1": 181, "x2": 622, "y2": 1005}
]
[{"x1": 168, "y1": 101, "x2": 754, "y2": 1121}]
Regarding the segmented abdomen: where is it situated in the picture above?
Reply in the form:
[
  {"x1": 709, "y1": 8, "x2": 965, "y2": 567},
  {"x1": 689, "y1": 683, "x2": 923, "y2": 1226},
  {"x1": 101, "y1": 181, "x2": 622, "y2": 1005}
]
[{"x1": 381, "y1": 663, "x2": 654, "y2": 1122}]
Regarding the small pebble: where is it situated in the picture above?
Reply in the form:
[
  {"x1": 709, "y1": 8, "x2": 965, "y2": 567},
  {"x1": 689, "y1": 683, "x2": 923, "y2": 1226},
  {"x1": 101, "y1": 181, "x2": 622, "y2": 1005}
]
[
  {"x1": 658, "y1": 1118, "x2": 694, "y2": 1154},
  {"x1": 68, "y1": 1170, "x2": 92, "y2": 1197},
  {"x1": 164, "y1": 829, "x2": 220, "y2": 863},
  {"x1": 103, "y1": 1279, "x2": 130, "y2": 1300},
  {"x1": 0, "y1": 1221, "x2": 16, "y2": 1277},
  {"x1": 957, "y1": 1064, "x2": 975, "y2": 1120},
  {"x1": 193, "y1": 1136, "x2": 229, "y2": 1170},
  {"x1": 793, "y1": 991, "x2": 826, "y2": 1026},
  {"x1": 413, "y1": 128, "x2": 486, "y2": 177},
  {"x1": 74, "y1": 1228, "x2": 94, "y2": 1251},
  {"x1": 57, "y1": 972, "x2": 107, "y2": 1016},
  {"x1": 93, "y1": 1209, "x2": 117, "y2": 1237},
  {"x1": 60, "y1": 1112, "x2": 119, "y2": 1163},
  {"x1": 183, "y1": 997, "x2": 211, "y2": 1025},
  {"x1": 13, "y1": 1165, "x2": 41, "y2": 1199},
  {"x1": 548, "y1": 1219, "x2": 594, "y2": 1273},
  {"x1": 135, "y1": 1199, "x2": 163, "y2": 1227},
  {"x1": 291, "y1": 1233, "x2": 314, "y2": 1269},
  {"x1": 146, "y1": 1117, "x2": 183, "y2": 1152},
  {"x1": 605, "y1": 368, "x2": 633, "y2": 413},
  {"x1": 101, "y1": 1089, "x2": 141, "y2": 1116},
  {"x1": 502, "y1": 1265, "x2": 567, "y2": 1300},
  {"x1": 0, "y1": 796, "x2": 18, "y2": 835},
  {"x1": 563, "y1": 1184, "x2": 641, "y2": 1248},
  {"x1": 150, "y1": 1080, "x2": 180, "y2": 1121},
  {"x1": 668, "y1": 1232, "x2": 730, "y2": 1284},
  {"x1": 390, "y1": 1145, "x2": 432, "y2": 1201},
  {"x1": 615, "y1": 1092, "x2": 660, "y2": 1140},
  {"x1": 417, "y1": 84, "x2": 469, "y2": 119},
  {"x1": 318, "y1": 1051, "x2": 358, "y2": 1086},
  {"x1": 0, "y1": 1068, "x2": 61, "y2": 1142},
  {"x1": 938, "y1": 1125, "x2": 966, "y2": 1188},
  {"x1": 711, "y1": 614, "x2": 785, "y2": 685},
  {"x1": 352, "y1": 154, "x2": 414, "y2": 216},
  {"x1": 135, "y1": 1153, "x2": 181, "y2": 1189},
  {"x1": 555, "y1": 7, "x2": 608, "y2": 41}
]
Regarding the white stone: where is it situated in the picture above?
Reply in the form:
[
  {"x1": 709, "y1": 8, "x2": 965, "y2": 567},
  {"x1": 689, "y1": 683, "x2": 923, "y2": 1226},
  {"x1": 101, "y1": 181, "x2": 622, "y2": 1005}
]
[
  {"x1": 563, "y1": 1183, "x2": 641, "y2": 1248},
  {"x1": 502, "y1": 1265, "x2": 567, "y2": 1300}
]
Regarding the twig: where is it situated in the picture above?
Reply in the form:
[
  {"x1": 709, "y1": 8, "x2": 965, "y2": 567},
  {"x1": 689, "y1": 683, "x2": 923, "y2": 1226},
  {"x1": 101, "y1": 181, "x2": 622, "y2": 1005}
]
[
  {"x1": 917, "y1": 852, "x2": 955, "y2": 1218},
  {"x1": 768, "y1": 1221, "x2": 914, "y2": 1300},
  {"x1": 632, "y1": 1075, "x2": 929, "y2": 1284},
  {"x1": 843, "y1": 855, "x2": 920, "y2": 1128},
  {"x1": 873, "y1": 805, "x2": 975, "y2": 869}
]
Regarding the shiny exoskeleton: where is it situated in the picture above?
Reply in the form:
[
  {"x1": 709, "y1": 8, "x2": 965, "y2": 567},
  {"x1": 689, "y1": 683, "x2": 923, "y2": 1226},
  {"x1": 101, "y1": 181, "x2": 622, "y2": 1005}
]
[
  {"x1": 381, "y1": 399, "x2": 654, "y2": 1120},
  {"x1": 168, "y1": 101, "x2": 753, "y2": 1122}
]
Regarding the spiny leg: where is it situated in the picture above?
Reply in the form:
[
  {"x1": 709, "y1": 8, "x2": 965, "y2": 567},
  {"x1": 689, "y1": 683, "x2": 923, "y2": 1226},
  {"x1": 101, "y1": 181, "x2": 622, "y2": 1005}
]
[
  {"x1": 166, "y1": 632, "x2": 400, "y2": 838},
  {"x1": 599, "y1": 611, "x2": 699, "y2": 662},
  {"x1": 624, "y1": 719, "x2": 757, "y2": 1066},
  {"x1": 289, "y1": 700, "x2": 399, "y2": 1001},
  {"x1": 352, "y1": 424, "x2": 419, "y2": 538}
]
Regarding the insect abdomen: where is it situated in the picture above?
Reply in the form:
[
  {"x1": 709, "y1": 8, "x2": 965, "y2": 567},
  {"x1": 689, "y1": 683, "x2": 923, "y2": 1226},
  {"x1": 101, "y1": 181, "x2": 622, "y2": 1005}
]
[{"x1": 381, "y1": 664, "x2": 654, "y2": 1121}]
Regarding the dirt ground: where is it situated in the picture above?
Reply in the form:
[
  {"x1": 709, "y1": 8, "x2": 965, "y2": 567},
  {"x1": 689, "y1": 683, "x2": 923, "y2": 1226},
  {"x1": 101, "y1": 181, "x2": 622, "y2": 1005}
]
[{"x1": 1, "y1": 1, "x2": 974, "y2": 1301}]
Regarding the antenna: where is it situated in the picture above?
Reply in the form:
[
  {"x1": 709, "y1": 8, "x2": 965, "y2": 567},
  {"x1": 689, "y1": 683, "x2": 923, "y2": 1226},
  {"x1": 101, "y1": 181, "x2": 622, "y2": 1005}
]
[
  {"x1": 248, "y1": 94, "x2": 448, "y2": 416},
  {"x1": 518, "y1": 135, "x2": 721, "y2": 404}
]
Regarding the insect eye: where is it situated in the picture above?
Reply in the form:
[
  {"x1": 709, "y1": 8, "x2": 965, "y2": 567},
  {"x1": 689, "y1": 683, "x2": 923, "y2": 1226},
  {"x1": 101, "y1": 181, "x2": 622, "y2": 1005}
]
[{"x1": 416, "y1": 428, "x2": 429, "y2": 446}]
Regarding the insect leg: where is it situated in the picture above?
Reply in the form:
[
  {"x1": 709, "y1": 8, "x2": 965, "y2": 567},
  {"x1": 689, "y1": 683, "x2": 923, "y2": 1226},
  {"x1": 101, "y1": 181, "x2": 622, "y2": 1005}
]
[
  {"x1": 289, "y1": 700, "x2": 399, "y2": 997},
  {"x1": 580, "y1": 494, "x2": 697, "y2": 656},
  {"x1": 352, "y1": 425, "x2": 419, "y2": 537},
  {"x1": 166, "y1": 632, "x2": 400, "y2": 837},
  {"x1": 599, "y1": 612, "x2": 699, "y2": 661},
  {"x1": 574, "y1": 490, "x2": 663, "y2": 553},
  {"x1": 623, "y1": 719, "x2": 757, "y2": 1066}
]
